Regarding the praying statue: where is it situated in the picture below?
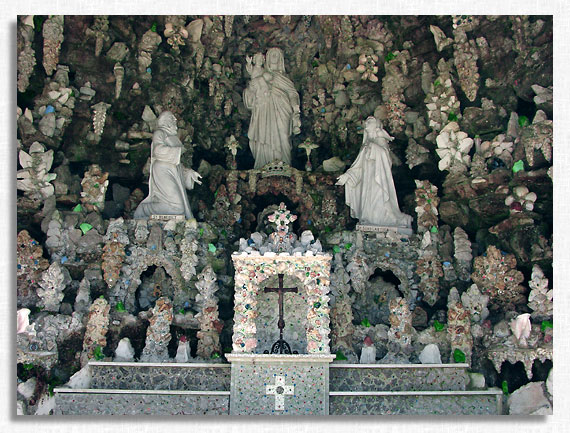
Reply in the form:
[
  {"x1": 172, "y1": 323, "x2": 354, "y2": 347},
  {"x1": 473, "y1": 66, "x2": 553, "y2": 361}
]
[
  {"x1": 134, "y1": 111, "x2": 202, "y2": 219},
  {"x1": 336, "y1": 116, "x2": 412, "y2": 229},
  {"x1": 243, "y1": 47, "x2": 301, "y2": 169}
]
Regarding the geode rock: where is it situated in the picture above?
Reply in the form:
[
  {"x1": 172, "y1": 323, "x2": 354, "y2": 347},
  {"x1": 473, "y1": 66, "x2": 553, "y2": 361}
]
[{"x1": 471, "y1": 245, "x2": 526, "y2": 310}]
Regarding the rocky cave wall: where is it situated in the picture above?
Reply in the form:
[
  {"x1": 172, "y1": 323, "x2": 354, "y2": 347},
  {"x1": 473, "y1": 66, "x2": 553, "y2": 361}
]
[{"x1": 16, "y1": 15, "x2": 553, "y2": 415}]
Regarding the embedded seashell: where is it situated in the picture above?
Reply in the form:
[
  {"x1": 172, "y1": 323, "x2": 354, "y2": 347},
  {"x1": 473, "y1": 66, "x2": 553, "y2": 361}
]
[
  {"x1": 164, "y1": 23, "x2": 175, "y2": 37},
  {"x1": 513, "y1": 186, "x2": 529, "y2": 198},
  {"x1": 525, "y1": 192, "x2": 537, "y2": 202}
]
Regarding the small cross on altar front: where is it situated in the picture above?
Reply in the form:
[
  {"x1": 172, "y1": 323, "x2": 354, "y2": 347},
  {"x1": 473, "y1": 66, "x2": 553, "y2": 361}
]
[
  {"x1": 264, "y1": 274, "x2": 298, "y2": 354},
  {"x1": 266, "y1": 375, "x2": 294, "y2": 411}
]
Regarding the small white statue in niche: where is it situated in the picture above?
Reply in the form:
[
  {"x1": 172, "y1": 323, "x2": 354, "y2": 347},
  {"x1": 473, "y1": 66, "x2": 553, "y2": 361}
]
[
  {"x1": 337, "y1": 116, "x2": 412, "y2": 229},
  {"x1": 243, "y1": 47, "x2": 301, "y2": 169},
  {"x1": 134, "y1": 111, "x2": 202, "y2": 219}
]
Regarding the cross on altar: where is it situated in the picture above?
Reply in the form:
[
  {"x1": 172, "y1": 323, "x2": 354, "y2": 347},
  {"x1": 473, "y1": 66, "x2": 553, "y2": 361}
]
[
  {"x1": 266, "y1": 375, "x2": 294, "y2": 411},
  {"x1": 264, "y1": 274, "x2": 298, "y2": 354}
]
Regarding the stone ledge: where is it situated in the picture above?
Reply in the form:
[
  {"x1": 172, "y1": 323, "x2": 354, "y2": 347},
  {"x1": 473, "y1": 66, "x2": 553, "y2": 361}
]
[
  {"x1": 329, "y1": 363, "x2": 469, "y2": 369},
  {"x1": 225, "y1": 353, "x2": 336, "y2": 363},
  {"x1": 54, "y1": 388, "x2": 230, "y2": 396},
  {"x1": 88, "y1": 361, "x2": 230, "y2": 368},
  {"x1": 330, "y1": 389, "x2": 502, "y2": 396},
  {"x1": 232, "y1": 251, "x2": 332, "y2": 260}
]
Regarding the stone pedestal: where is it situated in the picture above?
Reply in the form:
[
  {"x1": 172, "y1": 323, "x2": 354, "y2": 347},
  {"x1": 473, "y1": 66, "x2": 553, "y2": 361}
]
[{"x1": 226, "y1": 353, "x2": 335, "y2": 415}]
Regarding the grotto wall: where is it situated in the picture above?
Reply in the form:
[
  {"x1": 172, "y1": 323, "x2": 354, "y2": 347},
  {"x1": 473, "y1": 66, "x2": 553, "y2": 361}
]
[{"x1": 16, "y1": 15, "x2": 552, "y2": 415}]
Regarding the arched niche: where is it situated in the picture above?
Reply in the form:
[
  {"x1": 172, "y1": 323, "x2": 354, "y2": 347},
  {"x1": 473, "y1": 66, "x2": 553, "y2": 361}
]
[
  {"x1": 122, "y1": 249, "x2": 184, "y2": 313},
  {"x1": 231, "y1": 252, "x2": 332, "y2": 354},
  {"x1": 255, "y1": 273, "x2": 307, "y2": 354},
  {"x1": 352, "y1": 267, "x2": 404, "y2": 326},
  {"x1": 135, "y1": 265, "x2": 175, "y2": 311}
]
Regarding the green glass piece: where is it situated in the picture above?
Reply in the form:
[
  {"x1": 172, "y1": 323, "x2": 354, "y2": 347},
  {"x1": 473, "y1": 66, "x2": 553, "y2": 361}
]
[
  {"x1": 72, "y1": 204, "x2": 82, "y2": 212},
  {"x1": 453, "y1": 348, "x2": 466, "y2": 363},
  {"x1": 79, "y1": 223, "x2": 93, "y2": 234},
  {"x1": 335, "y1": 350, "x2": 347, "y2": 361},
  {"x1": 208, "y1": 243, "x2": 217, "y2": 253},
  {"x1": 211, "y1": 352, "x2": 221, "y2": 359},
  {"x1": 93, "y1": 346, "x2": 105, "y2": 361},
  {"x1": 448, "y1": 111, "x2": 458, "y2": 122},
  {"x1": 518, "y1": 115, "x2": 529, "y2": 127},
  {"x1": 344, "y1": 243, "x2": 352, "y2": 250},
  {"x1": 313, "y1": 302, "x2": 321, "y2": 309},
  {"x1": 221, "y1": 229, "x2": 227, "y2": 237},
  {"x1": 333, "y1": 245, "x2": 341, "y2": 253},
  {"x1": 512, "y1": 160, "x2": 524, "y2": 173},
  {"x1": 115, "y1": 301, "x2": 126, "y2": 312},
  {"x1": 434, "y1": 79, "x2": 441, "y2": 88},
  {"x1": 385, "y1": 52, "x2": 396, "y2": 62},
  {"x1": 94, "y1": 183, "x2": 99, "y2": 188},
  {"x1": 433, "y1": 320, "x2": 445, "y2": 332},
  {"x1": 430, "y1": 226, "x2": 439, "y2": 233},
  {"x1": 502, "y1": 380, "x2": 509, "y2": 395},
  {"x1": 199, "y1": 228, "x2": 204, "y2": 237},
  {"x1": 150, "y1": 22, "x2": 157, "y2": 32},
  {"x1": 361, "y1": 318, "x2": 371, "y2": 327},
  {"x1": 541, "y1": 320, "x2": 553, "y2": 332}
]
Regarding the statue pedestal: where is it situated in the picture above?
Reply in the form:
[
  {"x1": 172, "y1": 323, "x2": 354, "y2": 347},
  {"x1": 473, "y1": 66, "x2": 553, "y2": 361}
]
[
  {"x1": 226, "y1": 353, "x2": 335, "y2": 415},
  {"x1": 356, "y1": 223, "x2": 413, "y2": 236},
  {"x1": 150, "y1": 214, "x2": 185, "y2": 222}
]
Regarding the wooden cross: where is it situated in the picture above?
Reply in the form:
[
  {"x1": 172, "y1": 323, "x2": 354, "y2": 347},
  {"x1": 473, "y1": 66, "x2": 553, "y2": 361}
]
[{"x1": 264, "y1": 274, "x2": 298, "y2": 354}]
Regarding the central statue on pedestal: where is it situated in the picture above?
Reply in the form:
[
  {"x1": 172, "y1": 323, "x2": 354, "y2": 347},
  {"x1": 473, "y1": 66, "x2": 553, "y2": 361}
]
[{"x1": 243, "y1": 47, "x2": 301, "y2": 169}]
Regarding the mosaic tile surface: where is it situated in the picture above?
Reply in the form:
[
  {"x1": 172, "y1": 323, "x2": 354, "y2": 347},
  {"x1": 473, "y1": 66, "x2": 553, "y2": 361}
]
[
  {"x1": 229, "y1": 356, "x2": 333, "y2": 415},
  {"x1": 90, "y1": 364, "x2": 231, "y2": 391},
  {"x1": 329, "y1": 393, "x2": 501, "y2": 415},
  {"x1": 329, "y1": 365, "x2": 468, "y2": 391},
  {"x1": 55, "y1": 393, "x2": 229, "y2": 415}
]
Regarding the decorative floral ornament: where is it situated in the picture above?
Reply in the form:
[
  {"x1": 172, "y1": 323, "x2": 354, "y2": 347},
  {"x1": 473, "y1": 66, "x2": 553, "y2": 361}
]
[
  {"x1": 225, "y1": 134, "x2": 240, "y2": 169},
  {"x1": 268, "y1": 202, "x2": 298, "y2": 233},
  {"x1": 356, "y1": 53, "x2": 379, "y2": 82},
  {"x1": 505, "y1": 186, "x2": 537, "y2": 213}
]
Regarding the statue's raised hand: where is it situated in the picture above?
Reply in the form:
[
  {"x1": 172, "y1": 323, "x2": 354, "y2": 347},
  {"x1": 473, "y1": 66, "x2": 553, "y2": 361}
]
[{"x1": 336, "y1": 173, "x2": 349, "y2": 186}]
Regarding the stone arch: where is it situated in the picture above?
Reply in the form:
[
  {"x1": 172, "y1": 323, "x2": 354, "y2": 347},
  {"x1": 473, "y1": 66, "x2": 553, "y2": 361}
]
[
  {"x1": 367, "y1": 260, "x2": 411, "y2": 301},
  {"x1": 231, "y1": 254, "x2": 332, "y2": 354},
  {"x1": 123, "y1": 251, "x2": 184, "y2": 313}
]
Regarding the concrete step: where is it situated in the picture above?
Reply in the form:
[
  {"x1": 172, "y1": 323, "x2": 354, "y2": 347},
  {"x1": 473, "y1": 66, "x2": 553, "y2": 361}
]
[
  {"x1": 54, "y1": 388, "x2": 229, "y2": 415},
  {"x1": 89, "y1": 361, "x2": 231, "y2": 391},
  {"x1": 330, "y1": 363, "x2": 469, "y2": 392},
  {"x1": 329, "y1": 389, "x2": 504, "y2": 415}
]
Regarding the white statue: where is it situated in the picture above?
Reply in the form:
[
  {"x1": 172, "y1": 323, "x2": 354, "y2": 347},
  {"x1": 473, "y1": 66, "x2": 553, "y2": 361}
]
[
  {"x1": 337, "y1": 116, "x2": 412, "y2": 228},
  {"x1": 134, "y1": 111, "x2": 202, "y2": 219},
  {"x1": 243, "y1": 47, "x2": 301, "y2": 168}
]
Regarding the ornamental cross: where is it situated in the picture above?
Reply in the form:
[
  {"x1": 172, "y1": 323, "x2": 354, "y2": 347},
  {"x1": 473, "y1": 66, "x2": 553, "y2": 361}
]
[
  {"x1": 264, "y1": 274, "x2": 298, "y2": 354},
  {"x1": 266, "y1": 375, "x2": 294, "y2": 411}
]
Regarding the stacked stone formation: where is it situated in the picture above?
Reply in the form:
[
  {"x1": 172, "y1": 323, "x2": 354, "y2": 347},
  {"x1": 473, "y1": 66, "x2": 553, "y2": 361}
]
[
  {"x1": 80, "y1": 297, "x2": 110, "y2": 366},
  {"x1": 140, "y1": 297, "x2": 174, "y2": 362},
  {"x1": 195, "y1": 266, "x2": 222, "y2": 359}
]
